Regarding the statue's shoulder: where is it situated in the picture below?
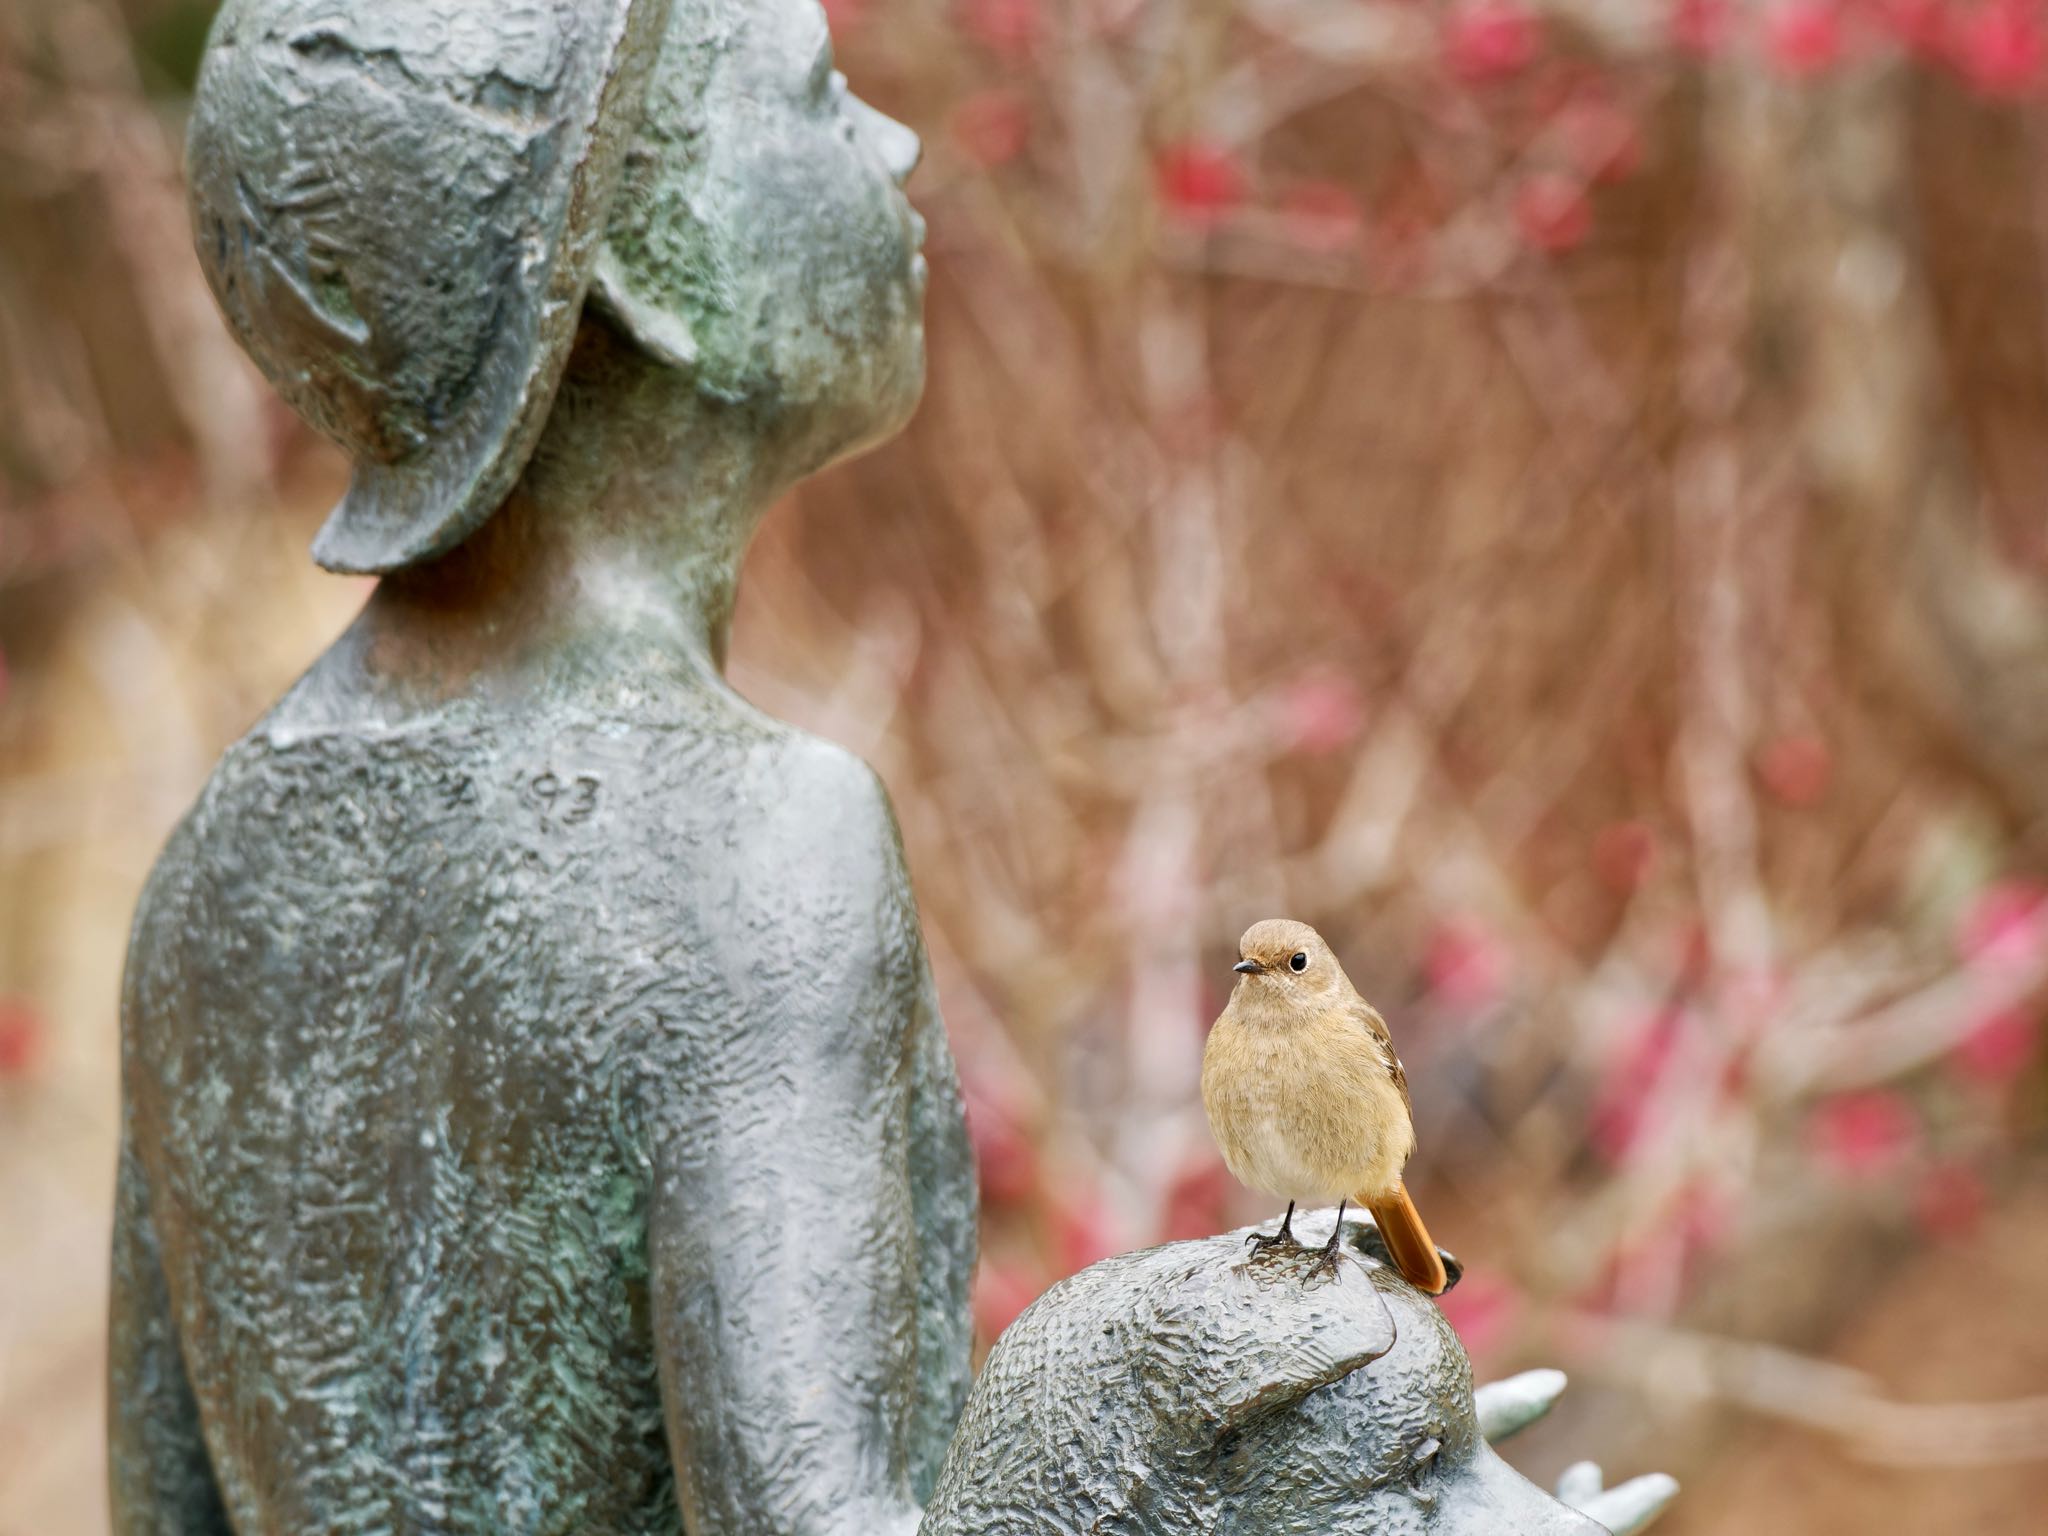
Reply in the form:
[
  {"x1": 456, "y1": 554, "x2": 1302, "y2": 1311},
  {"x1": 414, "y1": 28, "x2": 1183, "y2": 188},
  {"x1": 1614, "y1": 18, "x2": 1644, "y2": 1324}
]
[{"x1": 717, "y1": 713, "x2": 914, "y2": 909}]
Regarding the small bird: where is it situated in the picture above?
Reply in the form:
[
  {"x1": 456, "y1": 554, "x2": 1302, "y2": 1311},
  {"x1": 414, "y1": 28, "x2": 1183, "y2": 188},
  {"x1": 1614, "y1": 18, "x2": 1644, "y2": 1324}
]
[{"x1": 1201, "y1": 918, "x2": 1448, "y2": 1292}]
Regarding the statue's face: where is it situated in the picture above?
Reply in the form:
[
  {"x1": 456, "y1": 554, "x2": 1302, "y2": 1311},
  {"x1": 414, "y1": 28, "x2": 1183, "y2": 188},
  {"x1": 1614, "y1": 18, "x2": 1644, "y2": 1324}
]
[
  {"x1": 598, "y1": 0, "x2": 926, "y2": 474},
  {"x1": 1220, "y1": 1278, "x2": 1606, "y2": 1536}
]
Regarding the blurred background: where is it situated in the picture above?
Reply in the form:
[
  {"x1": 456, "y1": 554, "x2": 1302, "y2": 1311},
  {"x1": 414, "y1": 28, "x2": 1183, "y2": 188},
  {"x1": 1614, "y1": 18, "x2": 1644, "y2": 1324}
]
[{"x1": 6, "y1": 0, "x2": 2048, "y2": 1529}]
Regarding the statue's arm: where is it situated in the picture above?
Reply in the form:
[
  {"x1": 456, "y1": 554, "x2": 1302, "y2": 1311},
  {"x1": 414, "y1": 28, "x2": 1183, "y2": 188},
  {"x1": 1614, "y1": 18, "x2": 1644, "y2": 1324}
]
[
  {"x1": 107, "y1": 1112, "x2": 231, "y2": 1535},
  {"x1": 645, "y1": 753, "x2": 941, "y2": 1536},
  {"x1": 901, "y1": 887, "x2": 976, "y2": 1501}
]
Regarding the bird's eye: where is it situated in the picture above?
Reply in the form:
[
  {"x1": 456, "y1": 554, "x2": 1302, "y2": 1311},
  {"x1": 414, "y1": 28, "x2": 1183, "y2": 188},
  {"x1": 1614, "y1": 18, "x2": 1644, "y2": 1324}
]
[{"x1": 1289, "y1": 951, "x2": 1308, "y2": 972}]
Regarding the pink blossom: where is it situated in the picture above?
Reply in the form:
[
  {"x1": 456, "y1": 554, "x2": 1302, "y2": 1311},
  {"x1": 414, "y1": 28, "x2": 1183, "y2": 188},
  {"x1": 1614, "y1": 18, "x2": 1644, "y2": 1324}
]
[
  {"x1": 1513, "y1": 173, "x2": 1592, "y2": 253},
  {"x1": 964, "y1": 1087, "x2": 1038, "y2": 1205},
  {"x1": 0, "y1": 998, "x2": 41, "y2": 1077},
  {"x1": 1676, "y1": 1179, "x2": 1735, "y2": 1253},
  {"x1": 1764, "y1": 1, "x2": 1847, "y2": 77},
  {"x1": 1279, "y1": 181, "x2": 1365, "y2": 255},
  {"x1": 973, "y1": 1261, "x2": 1043, "y2": 1341},
  {"x1": 1956, "y1": 879, "x2": 2048, "y2": 973},
  {"x1": 960, "y1": 0, "x2": 1040, "y2": 58},
  {"x1": 1955, "y1": 3, "x2": 2045, "y2": 96},
  {"x1": 1809, "y1": 1090, "x2": 1919, "y2": 1178},
  {"x1": 1592, "y1": 820, "x2": 1658, "y2": 894},
  {"x1": 1758, "y1": 734, "x2": 1832, "y2": 806},
  {"x1": 951, "y1": 90, "x2": 1031, "y2": 169},
  {"x1": 1444, "y1": 2, "x2": 1541, "y2": 84},
  {"x1": 1052, "y1": 1193, "x2": 1124, "y2": 1277},
  {"x1": 1281, "y1": 666, "x2": 1365, "y2": 755},
  {"x1": 1587, "y1": 1008, "x2": 1683, "y2": 1163},
  {"x1": 1424, "y1": 920, "x2": 1510, "y2": 1010},
  {"x1": 1876, "y1": 0, "x2": 1952, "y2": 57},
  {"x1": 1555, "y1": 93, "x2": 1644, "y2": 185},
  {"x1": 1670, "y1": 0, "x2": 1735, "y2": 55},
  {"x1": 1437, "y1": 1270, "x2": 1522, "y2": 1361},
  {"x1": 1155, "y1": 141, "x2": 1247, "y2": 229},
  {"x1": 1952, "y1": 1007, "x2": 2039, "y2": 1083},
  {"x1": 820, "y1": 0, "x2": 865, "y2": 35},
  {"x1": 1161, "y1": 1155, "x2": 1230, "y2": 1242},
  {"x1": 1914, "y1": 1161, "x2": 1987, "y2": 1239}
]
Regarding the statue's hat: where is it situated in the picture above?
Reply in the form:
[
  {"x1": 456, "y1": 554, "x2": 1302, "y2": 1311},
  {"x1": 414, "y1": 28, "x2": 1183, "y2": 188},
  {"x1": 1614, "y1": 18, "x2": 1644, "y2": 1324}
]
[{"x1": 185, "y1": 0, "x2": 670, "y2": 573}]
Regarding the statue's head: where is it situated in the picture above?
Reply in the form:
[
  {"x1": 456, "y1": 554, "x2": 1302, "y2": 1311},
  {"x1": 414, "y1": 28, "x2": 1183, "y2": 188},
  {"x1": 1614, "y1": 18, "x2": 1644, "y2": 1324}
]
[
  {"x1": 187, "y1": 0, "x2": 925, "y2": 575},
  {"x1": 924, "y1": 1214, "x2": 1608, "y2": 1536}
]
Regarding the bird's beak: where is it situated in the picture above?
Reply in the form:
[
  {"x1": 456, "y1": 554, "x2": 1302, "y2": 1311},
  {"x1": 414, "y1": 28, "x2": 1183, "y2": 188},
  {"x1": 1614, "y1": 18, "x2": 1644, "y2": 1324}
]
[{"x1": 1233, "y1": 959, "x2": 1262, "y2": 975}]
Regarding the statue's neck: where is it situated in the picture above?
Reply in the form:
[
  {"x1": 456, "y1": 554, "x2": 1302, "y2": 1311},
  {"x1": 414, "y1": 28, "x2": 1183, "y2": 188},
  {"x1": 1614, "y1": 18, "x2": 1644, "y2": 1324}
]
[{"x1": 339, "y1": 322, "x2": 779, "y2": 711}]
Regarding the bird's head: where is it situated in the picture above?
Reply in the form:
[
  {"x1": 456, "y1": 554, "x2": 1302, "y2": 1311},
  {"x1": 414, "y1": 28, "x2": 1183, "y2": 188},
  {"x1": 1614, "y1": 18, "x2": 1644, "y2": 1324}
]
[{"x1": 1231, "y1": 918, "x2": 1350, "y2": 1004}]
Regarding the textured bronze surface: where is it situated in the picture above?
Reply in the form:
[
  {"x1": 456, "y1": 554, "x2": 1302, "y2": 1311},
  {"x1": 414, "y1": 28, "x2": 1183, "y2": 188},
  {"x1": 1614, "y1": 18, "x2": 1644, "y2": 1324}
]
[
  {"x1": 927, "y1": 1211, "x2": 1656, "y2": 1536},
  {"x1": 119, "y1": 0, "x2": 962, "y2": 1531},
  {"x1": 185, "y1": 0, "x2": 670, "y2": 574}
]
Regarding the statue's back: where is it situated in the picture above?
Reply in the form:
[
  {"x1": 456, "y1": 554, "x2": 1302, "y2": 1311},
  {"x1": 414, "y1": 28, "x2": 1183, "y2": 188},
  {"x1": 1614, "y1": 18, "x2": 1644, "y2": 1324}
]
[{"x1": 119, "y1": 680, "x2": 901, "y2": 1532}]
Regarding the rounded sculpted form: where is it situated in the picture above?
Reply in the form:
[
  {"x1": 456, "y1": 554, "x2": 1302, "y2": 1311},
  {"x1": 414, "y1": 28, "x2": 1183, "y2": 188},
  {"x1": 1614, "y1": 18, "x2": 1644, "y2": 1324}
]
[{"x1": 925, "y1": 1212, "x2": 1670, "y2": 1536}]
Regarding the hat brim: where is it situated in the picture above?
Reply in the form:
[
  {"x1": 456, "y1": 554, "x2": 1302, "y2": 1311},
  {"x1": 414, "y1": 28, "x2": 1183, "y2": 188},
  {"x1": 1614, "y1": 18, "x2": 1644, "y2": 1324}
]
[{"x1": 298, "y1": 0, "x2": 673, "y2": 574}]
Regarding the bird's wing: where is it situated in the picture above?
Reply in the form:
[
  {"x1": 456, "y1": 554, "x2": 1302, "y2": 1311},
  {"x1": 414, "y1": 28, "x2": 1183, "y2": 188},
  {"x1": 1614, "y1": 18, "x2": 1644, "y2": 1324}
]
[{"x1": 1352, "y1": 1000, "x2": 1412, "y2": 1118}]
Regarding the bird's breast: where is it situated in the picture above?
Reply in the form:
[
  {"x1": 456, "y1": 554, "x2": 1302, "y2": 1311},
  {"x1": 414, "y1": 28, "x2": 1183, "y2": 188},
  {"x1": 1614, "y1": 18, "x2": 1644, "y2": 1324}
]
[{"x1": 1201, "y1": 1016, "x2": 1412, "y2": 1204}]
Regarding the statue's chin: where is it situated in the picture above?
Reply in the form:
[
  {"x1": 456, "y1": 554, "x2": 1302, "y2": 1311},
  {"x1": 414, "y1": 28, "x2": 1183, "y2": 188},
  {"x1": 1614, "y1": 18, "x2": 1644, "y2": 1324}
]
[{"x1": 811, "y1": 326, "x2": 927, "y2": 472}]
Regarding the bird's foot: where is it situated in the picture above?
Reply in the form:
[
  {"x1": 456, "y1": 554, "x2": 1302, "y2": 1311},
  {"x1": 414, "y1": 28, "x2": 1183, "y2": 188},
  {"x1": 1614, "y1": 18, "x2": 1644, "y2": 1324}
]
[
  {"x1": 1245, "y1": 1203, "x2": 1301, "y2": 1259},
  {"x1": 1244, "y1": 1227, "x2": 1300, "y2": 1260},
  {"x1": 1305, "y1": 1232, "x2": 1345, "y2": 1283}
]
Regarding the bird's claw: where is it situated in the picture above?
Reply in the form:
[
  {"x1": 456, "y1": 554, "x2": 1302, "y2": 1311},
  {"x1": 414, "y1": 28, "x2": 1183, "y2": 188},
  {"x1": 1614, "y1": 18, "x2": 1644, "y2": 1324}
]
[{"x1": 1244, "y1": 1228, "x2": 1298, "y2": 1259}]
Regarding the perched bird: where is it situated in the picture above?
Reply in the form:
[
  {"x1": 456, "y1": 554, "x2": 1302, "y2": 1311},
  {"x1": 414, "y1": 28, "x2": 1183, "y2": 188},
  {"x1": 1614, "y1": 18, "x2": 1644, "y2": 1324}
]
[{"x1": 1201, "y1": 918, "x2": 1448, "y2": 1292}]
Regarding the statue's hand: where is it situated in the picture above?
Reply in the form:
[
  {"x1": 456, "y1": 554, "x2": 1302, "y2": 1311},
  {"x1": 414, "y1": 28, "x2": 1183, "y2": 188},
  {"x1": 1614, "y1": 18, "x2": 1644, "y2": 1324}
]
[
  {"x1": 1476, "y1": 1370, "x2": 1679, "y2": 1536},
  {"x1": 1556, "y1": 1462, "x2": 1680, "y2": 1536}
]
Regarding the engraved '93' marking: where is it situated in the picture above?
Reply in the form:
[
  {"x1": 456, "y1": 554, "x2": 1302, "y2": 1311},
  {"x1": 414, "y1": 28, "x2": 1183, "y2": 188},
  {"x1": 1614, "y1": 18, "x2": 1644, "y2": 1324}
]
[{"x1": 525, "y1": 771, "x2": 601, "y2": 826}]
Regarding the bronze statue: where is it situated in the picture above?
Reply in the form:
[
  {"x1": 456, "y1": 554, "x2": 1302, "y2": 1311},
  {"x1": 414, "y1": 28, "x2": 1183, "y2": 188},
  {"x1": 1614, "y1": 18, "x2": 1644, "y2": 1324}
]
[
  {"x1": 925, "y1": 1213, "x2": 1676, "y2": 1536},
  {"x1": 113, "y1": 0, "x2": 1674, "y2": 1531},
  {"x1": 116, "y1": 1, "x2": 968, "y2": 1531}
]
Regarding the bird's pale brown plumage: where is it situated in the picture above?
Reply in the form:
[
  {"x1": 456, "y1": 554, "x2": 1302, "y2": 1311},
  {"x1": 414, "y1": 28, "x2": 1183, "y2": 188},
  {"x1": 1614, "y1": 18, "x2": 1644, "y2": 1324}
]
[{"x1": 1201, "y1": 918, "x2": 1448, "y2": 1292}]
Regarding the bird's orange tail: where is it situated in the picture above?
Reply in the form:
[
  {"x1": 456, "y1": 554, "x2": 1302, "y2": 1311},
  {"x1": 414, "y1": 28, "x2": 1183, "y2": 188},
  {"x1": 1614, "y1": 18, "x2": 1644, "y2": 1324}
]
[{"x1": 1363, "y1": 1182, "x2": 1448, "y2": 1295}]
